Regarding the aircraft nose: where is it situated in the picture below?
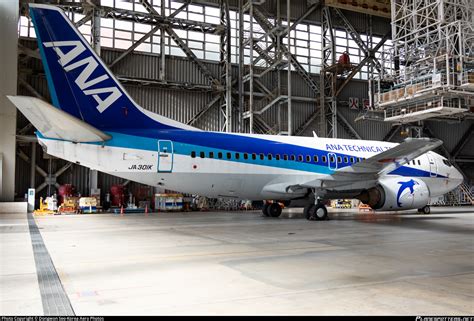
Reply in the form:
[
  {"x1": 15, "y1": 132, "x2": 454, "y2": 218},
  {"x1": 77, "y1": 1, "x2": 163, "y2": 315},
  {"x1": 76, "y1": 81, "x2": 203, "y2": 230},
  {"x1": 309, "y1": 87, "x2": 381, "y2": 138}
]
[{"x1": 452, "y1": 167, "x2": 464, "y2": 187}]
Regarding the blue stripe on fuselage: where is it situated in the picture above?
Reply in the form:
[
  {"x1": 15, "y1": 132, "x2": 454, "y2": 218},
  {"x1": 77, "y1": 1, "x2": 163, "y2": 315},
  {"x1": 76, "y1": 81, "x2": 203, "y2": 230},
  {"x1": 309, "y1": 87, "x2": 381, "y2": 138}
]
[
  {"x1": 103, "y1": 132, "x2": 334, "y2": 174},
  {"x1": 38, "y1": 130, "x2": 445, "y2": 178}
]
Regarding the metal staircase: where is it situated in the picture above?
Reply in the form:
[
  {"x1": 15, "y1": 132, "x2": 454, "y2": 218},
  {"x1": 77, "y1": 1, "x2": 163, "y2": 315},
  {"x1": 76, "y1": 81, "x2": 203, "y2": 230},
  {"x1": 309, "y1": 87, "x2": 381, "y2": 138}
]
[{"x1": 443, "y1": 183, "x2": 474, "y2": 206}]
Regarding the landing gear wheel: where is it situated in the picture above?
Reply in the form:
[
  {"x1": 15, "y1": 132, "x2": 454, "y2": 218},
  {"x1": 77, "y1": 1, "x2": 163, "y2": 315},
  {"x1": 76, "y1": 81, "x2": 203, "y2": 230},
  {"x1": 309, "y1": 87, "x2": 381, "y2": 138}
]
[
  {"x1": 262, "y1": 203, "x2": 270, "y2": 217},
  {"x1": 418, "y1": 205, "x2": 430, "y2": 214},
  {"x1": 306, "y1": 204, "x2": 328, "y2": 221},
  {"x1": 267, "y1": 203, "x2": 282, "y2": 218}
]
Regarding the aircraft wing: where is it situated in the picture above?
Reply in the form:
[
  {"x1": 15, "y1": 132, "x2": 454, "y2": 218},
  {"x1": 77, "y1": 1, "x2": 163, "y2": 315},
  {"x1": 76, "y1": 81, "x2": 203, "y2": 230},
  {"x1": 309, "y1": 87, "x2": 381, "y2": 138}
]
[
  {"x1": 333, "y1": 137, "x2": 443, "y2": 178},
  {"x1": 7, "y1": 96, "x2": 111, "y2": 143},
  {"x1": 263, "y1": 138, "x2": 443, "y2": 194}
]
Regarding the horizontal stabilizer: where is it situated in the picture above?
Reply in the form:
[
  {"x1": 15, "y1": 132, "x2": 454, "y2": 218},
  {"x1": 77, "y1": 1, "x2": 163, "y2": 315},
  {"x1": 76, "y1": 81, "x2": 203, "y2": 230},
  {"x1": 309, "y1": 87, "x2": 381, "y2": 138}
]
[{"x1": 7, "y1": 96, "x2": 111, "y2": 142}]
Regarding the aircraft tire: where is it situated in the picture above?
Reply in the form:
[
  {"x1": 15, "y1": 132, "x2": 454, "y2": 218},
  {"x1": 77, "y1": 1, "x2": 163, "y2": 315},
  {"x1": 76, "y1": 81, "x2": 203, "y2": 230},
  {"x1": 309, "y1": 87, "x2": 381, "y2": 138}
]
[
  {"x1": 267, "y1": 203, "x2": 282, "y2": 218},
  {"x1": 421, "y1": 205, "x2": 430, "y2": 214},
  {"x1": 306, "y1": 204, "x2": 328, "y2": 221}
]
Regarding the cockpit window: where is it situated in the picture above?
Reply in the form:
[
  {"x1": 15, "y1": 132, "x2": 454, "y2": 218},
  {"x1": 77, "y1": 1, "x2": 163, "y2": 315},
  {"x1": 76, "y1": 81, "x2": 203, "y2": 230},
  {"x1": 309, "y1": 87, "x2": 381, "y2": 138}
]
[{"x1": 443, "y1": 159, "x2": 452, "y2": 167}]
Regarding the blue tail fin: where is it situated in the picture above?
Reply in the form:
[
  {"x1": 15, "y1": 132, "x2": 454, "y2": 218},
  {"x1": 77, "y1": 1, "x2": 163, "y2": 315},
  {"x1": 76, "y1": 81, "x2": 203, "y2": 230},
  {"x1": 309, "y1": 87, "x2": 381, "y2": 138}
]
[{"x1": 29, "y1": 4, "x2": 196, "y2": 132}]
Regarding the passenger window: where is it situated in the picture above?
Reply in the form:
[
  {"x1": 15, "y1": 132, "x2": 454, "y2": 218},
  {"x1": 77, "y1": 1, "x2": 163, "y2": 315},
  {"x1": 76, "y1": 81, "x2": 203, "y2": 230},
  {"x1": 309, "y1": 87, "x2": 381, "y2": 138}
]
[
  {"x1": 298, "y1": 155, "x2": 303, "y2": 162},
  {"x1": 235, "y1": 153, "x2": 240, "y2": 160},
  {"x1": 283, "y1": 154, "x2": 289, "y2": 161},
  {"x1": 218, "y1": 152, "x2": 223, "y2": 159},
  {"x1": 209, "y1": 152, "x2": 214, "y2": 158},
  {"x1": 313, "y1": 155, "x2": 318, "y2": 162},
  {"x1": 226, "y1": 152, "x2": 231, "y2": 159},
  {"x1": 329, "y1": 155, "x2": 335, "y2": 163},
  {"x1": 267, "y1": 154, "x2": 272, "y2": 160},
  {"x1": 350, "y1": 157, "x2": 354, "y2": 163},
  {"x1": 322, "y1": 156, "x2": 327, "y2": 163},
  {"x1": 290, "y1": 155, "x2": 296, "y2": 161},
  {"x1": 358, "y1": 157, "x2": 363, "y2": 162},
  {"x1": 252, "y1": 153, "x2": 257, "y2": 160},
  {"x1": 244, "y1": 153, "x2": 248, "y2": 160},
  {"x1": 418, "y1": 160, "x2": 421, "y2": 165},
  {"x1": 337, "y1": 156, "x2": 342, "y2": 163},
  {"x1": 191, "y1": 151, "x2": 196, "y2": 158},
  {"x1": 275, "y1": 154, "x2": 280, "y2": 160},
  {"x1": 412, "y1": 160, "x2": 416, "y2": 165},
  {"x1": 200, "y1": 151, "x2": 205, "y2": 158},
  {"x1": 344, "y1": 156, "x2": 348, "y2": 163},
  {"x1": 259, "y1": 153, "x2": 264, "y2": 160}
]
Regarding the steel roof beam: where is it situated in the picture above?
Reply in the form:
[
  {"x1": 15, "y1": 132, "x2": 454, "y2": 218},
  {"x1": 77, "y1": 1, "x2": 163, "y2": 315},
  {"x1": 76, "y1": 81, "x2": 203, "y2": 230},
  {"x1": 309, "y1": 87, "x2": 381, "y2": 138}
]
[{"x1": 60, "y1": 3, "x2": 224, "y2": 34}]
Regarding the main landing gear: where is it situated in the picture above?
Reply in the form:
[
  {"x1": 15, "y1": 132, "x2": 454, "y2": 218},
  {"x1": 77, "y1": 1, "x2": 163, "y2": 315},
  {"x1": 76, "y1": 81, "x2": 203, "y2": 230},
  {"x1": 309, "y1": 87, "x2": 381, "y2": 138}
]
[
  {"x1": 262, "y1": 202, "x2": 283, "y2": 218},
  {"x1": 417, "y1": 205, "x2": 431, "y2": 214},
  {"x1": 304, "y1": 202, "x2": 328, "y2": 221}
]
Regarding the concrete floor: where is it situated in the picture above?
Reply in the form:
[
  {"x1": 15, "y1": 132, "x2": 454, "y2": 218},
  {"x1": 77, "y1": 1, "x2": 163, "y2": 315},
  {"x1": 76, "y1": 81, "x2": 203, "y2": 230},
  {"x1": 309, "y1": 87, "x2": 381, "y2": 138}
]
[
  {"x1": 0, "y1": 213, "x2": 42, "y2": 315},
  {"x1": 1, "y1": 207, "x2": 473, "y2": 315}
]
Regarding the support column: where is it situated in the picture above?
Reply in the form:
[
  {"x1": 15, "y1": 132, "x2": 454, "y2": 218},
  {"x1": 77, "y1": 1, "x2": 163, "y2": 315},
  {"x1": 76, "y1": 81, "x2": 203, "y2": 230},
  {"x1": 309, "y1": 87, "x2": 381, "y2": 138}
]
[
  {"x1": 287, "y1": 0, "x2": 292, "y2": 136},
  {"x1": 160, "y1": 0, "x2": 166, "y2": 80},
  {"x1": 91, "y1": 5, "x2": 101, "y2": 56},
  {"x1": 30, "y1": 143, "x2": 36, "y2": 189},
  {"x1": 0, "y1": 0, "x2": 18, "y2": 201},
  {"x1": 89, "y1": 1, "x2": 100, "y2": 195},
  {"x1": 237, "y1": 0, "x2": 244, "y2": 133}
]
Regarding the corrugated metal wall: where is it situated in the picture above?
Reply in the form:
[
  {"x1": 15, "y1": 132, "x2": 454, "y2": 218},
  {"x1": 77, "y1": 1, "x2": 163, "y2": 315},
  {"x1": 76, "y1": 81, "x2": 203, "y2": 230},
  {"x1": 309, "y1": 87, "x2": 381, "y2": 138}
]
[{"x1": 425, "y1": 120, "x2": 473, "y2": 153}]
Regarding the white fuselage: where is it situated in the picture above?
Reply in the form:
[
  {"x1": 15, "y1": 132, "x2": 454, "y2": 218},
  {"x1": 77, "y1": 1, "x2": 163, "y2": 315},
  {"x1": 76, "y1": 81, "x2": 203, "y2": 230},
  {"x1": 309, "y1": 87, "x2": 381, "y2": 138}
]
[{"x1": 38, "y1": 132, "x2": 463, "y2": 201}]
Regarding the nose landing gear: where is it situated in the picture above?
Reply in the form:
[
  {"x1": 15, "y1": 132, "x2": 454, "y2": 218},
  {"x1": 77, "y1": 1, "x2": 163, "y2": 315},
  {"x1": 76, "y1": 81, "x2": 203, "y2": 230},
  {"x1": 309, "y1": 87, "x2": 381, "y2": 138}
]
[
  {"x1": 417, "y1": 205, "x2": 431, "y2": 214},
  {"x1": 304, "y1": 202, "x2": 328, "y2": 221}
]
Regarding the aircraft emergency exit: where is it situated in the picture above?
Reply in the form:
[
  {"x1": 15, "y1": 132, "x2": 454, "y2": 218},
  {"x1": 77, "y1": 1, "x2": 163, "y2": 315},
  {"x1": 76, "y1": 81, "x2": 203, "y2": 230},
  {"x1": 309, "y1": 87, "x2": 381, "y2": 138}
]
[{"x1": 8, "y1": 4, "x2": 464, "y2": 220}]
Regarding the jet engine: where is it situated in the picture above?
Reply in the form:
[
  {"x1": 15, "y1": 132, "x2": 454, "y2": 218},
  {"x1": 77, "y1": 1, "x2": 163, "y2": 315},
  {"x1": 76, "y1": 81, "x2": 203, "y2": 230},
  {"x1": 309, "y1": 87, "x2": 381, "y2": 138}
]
[{"x1": 357, "y1": 177, "x2": 430, "y2": 211}]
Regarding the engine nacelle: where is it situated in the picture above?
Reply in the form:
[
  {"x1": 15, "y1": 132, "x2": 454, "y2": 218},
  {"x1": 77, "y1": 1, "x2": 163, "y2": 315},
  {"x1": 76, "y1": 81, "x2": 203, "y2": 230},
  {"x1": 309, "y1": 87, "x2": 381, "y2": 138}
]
[{"x1": 357, "y1": 177, "x2": 430, "y2": 211}]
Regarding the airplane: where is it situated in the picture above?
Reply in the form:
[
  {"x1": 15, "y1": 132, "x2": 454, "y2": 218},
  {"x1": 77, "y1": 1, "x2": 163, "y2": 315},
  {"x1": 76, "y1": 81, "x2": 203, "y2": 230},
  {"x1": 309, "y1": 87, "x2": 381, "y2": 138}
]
[{"x1": 8, "y1": 4, "x2": 464, "y2": 220}]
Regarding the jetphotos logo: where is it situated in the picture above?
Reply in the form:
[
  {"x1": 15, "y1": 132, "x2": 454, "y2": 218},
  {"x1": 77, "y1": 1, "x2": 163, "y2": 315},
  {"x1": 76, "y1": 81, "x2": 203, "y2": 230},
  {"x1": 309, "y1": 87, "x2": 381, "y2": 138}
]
[
  {"x1": 396, "y1": 179, "x2": 419, "y2": 207},
  {"x1": 43, "y1": 40, "x2": 122, "y2": 113}
]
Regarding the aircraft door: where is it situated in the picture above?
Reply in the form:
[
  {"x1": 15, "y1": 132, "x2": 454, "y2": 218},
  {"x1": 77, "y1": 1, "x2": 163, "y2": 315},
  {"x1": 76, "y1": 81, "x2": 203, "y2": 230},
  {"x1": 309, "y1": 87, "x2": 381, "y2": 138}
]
[
  {"x1": 158, "y1": 140, "x2": 174, "y2": 172},
  {"x1": 328, "y1": 152, "x2": 337, "y2": 171},
  {"x1": 426, "y1": 153, "x2": 437, "y2": 177}
]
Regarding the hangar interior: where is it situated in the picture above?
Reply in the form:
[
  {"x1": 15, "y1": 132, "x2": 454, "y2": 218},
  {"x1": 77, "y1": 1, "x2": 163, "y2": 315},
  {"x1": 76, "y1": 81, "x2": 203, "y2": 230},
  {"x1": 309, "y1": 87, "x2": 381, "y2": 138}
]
[
  {"x1": 3, "y1": 0, "x2": 473, "y2": 208},
  {"x1": 0, "y1": 0, "x2": 474, "y2": 316}
]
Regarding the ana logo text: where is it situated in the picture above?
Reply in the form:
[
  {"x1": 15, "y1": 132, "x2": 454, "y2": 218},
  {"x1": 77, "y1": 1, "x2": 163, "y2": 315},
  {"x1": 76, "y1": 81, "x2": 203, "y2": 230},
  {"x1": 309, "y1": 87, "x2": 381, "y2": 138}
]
[{"x1": 43, "y1": 40, "x2": 122, "y2": 113}]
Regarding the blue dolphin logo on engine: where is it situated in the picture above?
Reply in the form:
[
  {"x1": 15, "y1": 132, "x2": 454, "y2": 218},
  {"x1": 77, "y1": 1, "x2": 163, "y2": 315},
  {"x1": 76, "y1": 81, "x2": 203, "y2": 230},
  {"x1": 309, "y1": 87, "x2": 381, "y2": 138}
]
[{"x1": 396, "y1": 179, "x2": 419, "y2": 207}]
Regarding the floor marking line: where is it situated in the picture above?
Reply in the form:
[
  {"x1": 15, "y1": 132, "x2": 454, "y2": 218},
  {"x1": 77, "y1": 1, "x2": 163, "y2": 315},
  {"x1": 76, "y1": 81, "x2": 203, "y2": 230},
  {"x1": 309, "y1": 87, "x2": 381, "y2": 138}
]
[{"x1": 27, "y1": 212, "x2": 75, "y2": 316}]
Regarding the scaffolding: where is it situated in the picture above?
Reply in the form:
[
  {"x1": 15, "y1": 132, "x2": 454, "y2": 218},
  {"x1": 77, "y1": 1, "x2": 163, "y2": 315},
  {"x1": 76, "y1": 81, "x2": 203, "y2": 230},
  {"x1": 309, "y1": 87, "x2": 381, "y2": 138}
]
[
  {"x1": 374, "y1": 0, "x2": 474, "y2": 123},
  {"x1": 238, "y1": 0, "x2": 322, "y2": 135},
  {"x1": 239, "y1": 0, "x2": 291, "y2": 135}
]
